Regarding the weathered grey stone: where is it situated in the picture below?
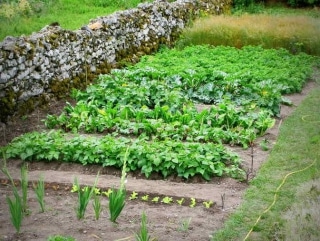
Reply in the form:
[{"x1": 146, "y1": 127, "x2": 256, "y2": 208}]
[{"x1": 0, "y1": 0, "x2": 231, "y2": 121}]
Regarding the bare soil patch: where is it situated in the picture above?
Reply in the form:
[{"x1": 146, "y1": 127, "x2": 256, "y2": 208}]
[{"x1": 0, "y1": 80, "x2": 317, "y2": 241}]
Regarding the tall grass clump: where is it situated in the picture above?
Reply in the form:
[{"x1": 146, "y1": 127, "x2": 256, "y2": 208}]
[
  {"x1": 135, "y1": 211, "x2": 153, "y2": 241},
  {"x1": 177, "y1": 14, "x2": 320, "y2": 56},
  {"x1": 1, "y1": 156, "x2": 24, "y2": 233},
  {"x1": 108, "y1": 147, "x2": 129, "y2": 223},
  {"x1": 72, "y1": 174, "x2": 99, "y2": 220},
  {"x1": 33, "y1": 175, "x2": 46, "y2": 212}
]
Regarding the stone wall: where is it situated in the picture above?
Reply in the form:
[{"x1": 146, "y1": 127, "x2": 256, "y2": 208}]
[{"x1": 0, "y1": 0, "x2": 231, "y2": 123}]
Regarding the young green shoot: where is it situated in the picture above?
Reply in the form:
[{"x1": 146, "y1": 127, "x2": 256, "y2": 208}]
[
  {"x1": 178, "y1": 218, "x2": 192, "y2": 232},
  {"x1": 203, "y1": 200, "x2": 214, "y2": 209},
  {"x1": 33, "y1": 175, "x2": 46, "y2": 212},
  {"x1": 102, "y1": 188, "x2": 113, "y2": 198},
  {"x1": 129, "y1": 191, "x2": 139, "y2": 200},
  {"x1": 176, "y1": 198, "x2": 185, "y2": 206},
  {"x1": 190, "y1": 198, "x2": 196, "y2": 208},
  {"x1": 161, "y1": 196, "x2": 173, "y2": 204},
  {"x1": 141, "y1": 195, "x2": 149, "y2": 201},
  {"x1": 151, "y1": 196, "x2": 159, "y2": 203}
]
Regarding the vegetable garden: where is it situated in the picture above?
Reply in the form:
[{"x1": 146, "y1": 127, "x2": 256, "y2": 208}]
[{"x1": 3, "y1": 45, "x2": 317, "y2": 181}]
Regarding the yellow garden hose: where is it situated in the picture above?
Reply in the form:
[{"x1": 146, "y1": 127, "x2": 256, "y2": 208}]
[{"x1": 243, "y1": 159, "x2": 317, "y2": 241}]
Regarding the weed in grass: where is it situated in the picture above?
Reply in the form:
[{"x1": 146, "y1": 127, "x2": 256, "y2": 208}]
[{"x1": 33, "y1": 175, "x2": 46, "y2": 212}]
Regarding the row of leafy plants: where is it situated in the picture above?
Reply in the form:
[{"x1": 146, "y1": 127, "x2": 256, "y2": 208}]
[
  {"x1": 4, "y1": 131, "x2": 243, "y2": 180},
  {"x1": 43, "y1": 46, "x2": 316, "y2": 146}
]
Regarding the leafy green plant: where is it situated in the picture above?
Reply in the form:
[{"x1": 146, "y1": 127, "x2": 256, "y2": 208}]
[
  {"x1": 259, "y1": 139, "x2": 270, "y2": 151},
  {"x1": 102, "y1": 188, "x2": 113, "y2": 198},
  {"x1": 176, "y1": 198, "x2": 185, "y2": 206},
  {"x1": 203, "y1": 200, "x2": 214, "y2": 209},
  {"x1": 129, "y1": 191, "x2": 139, "y2": 200},
  {"x1": 151, "y1": 197, "x2": 160, "y2": 203},
  {"x1": 161, "y1": 196, "x2": 173, "y2": 204},
  {"x1": 33, "y1": 175, "x2": 45, "y2": 212},
  {"x1": 73, "y1": 174, "x2": 99, "y2": 220},
  {"x1": 141, "y1": 195, "x2": 149, "y2": 202},
  {"x1": 190, "y1": 198, "x2": 196, "y2": 208}
]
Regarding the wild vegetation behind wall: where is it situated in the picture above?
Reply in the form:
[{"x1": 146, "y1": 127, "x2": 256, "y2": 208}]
[{"x1": 0, "y1": 0, "x2": 231, "y2": 123}]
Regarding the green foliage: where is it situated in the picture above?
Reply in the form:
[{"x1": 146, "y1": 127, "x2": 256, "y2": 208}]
[
  {"x1": 109, "y1": 188, "x2": 126, "y2": 223},
  {"x1": 47, "y1": 235, "x2": 75, "y2": 241},
  {"x1": 135, "y1": 211, "x2": 153, "y2": 241},
  {"x1": 1, "y1": 159, "x2": 23, "y2": 233},
  {"x1": 287, "y1": 0, "x2": 320, "y2": 7},
  {"x1": 92, "y1": 194, "x2": 102, "y2": 220},
  {"x1": 73, "y1": 174, "x2": 99, "y2": 220},
  {"x1": 108, "y1": 147, "x2": 128, "y2": 223},
  {"x1": 20, "y1": 164, "x2": 28, "y2": 213},
  {"x1": 4, "y1": 131, "x2": 244, "y2": 181},
  {"x1": 6, "y1": 192, "x2": 23, "y2": 234},
  {"x1": 178, "y1": 217, "x2": 192, "y2": 232},
  {"x1": 33, "y1": 175, "x2": 46, "y2": 212},
  {"x1": 0, "y1": 0, "x2": 150, "y2": 41},
  {"x1": 3, "y1": 46, "x2": 317, "y2": 182}
]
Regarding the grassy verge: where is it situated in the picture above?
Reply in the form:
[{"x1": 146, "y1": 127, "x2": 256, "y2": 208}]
[
  {"x1": 177, "y1": 10, "x2": 320, "y2": 56},
  {"x1": 212, "y1": 81, "x2": 320, "y2": 240},
  {"x1": 0, "y1": 0, "x2": 151, "y2": 41}
]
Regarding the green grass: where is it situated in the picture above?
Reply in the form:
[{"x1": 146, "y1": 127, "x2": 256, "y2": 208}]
[
  {"x1": 212, "y1": 81, "x2": 320, "y2": 240},
  {"x1": 0, "y1": 0, "x2": 152, "y2": 41},
  {"x1": 177, "y1": 7, "x2": 320, "y2": 56}
]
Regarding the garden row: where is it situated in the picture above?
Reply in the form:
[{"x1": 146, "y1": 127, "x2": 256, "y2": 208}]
[{"x1": 3, "y1": 45, "x2": 318, "y2": 181}]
